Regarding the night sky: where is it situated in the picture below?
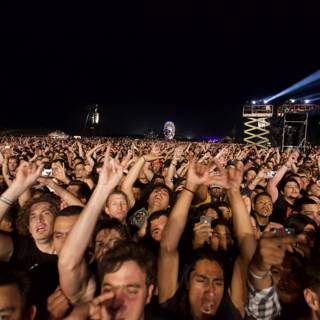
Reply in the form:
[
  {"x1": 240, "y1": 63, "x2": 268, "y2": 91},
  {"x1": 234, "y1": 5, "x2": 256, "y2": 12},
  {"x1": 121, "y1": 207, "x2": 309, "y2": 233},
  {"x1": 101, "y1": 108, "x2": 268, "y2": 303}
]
[{"x1": 2, "y1": 2, "x2": 320, "y2": 139}]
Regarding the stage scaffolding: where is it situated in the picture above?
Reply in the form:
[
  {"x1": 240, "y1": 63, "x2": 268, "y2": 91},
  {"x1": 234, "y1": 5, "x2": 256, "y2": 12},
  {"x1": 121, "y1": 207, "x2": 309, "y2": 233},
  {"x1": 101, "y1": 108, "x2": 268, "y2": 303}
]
[
  {"x1": 277, "y1": 103, "x2": 319, "y2": 151},
  {"x1": 242, "y1": 104, "x2": 273, "y2": 148}
]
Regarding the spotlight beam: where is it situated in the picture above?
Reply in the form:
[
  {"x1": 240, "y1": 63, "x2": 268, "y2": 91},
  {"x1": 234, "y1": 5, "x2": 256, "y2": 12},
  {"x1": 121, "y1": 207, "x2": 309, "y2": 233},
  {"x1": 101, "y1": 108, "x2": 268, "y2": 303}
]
[
  {"x1": 309, "y1": 97, "x2": 320, "y2": 102},
  {"x1": 265, "y1": 70, "x2": 320, "y2": 103},
  {"x1": 299, "y1": 93, "x2": 320, "y2": 100}
]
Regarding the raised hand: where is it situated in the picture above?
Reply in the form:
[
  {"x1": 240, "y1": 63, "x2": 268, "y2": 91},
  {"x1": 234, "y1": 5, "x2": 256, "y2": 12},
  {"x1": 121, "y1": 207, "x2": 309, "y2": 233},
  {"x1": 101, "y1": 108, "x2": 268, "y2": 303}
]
[
  {"x1": 173, "y1": 146, "x2": 184, "y2": 161},
  {"x1": 193, "y1": 221, "x2": 212, "y2": 249},
  {"x1": 88, "y1": 292, "x2": 116, "y2": 320},
  {"x1": 97, "y1": 146, "x2": 123, "y2": 190},
  {"x1": 52, "y1": 162, "x2": 69, "y2": 183},
  {"x1": 143, "y1": 144, "x2": 164, "y2": 162},
  {"x1": 47, "y1": 286, "x2": 71, "y2": 320},
  {"x1": 263, "y1": 222, "x2": 284, "y2": 234},
  {"x1": 256, "y1": 167, "x2": 268, "y2": 180},
  {"x1": 186, "y1": 161, "x2": 214, "y2": 186},
  {"x1": 286, "y1": 150, "x2": 299, "y2": 168},
  {"x1": 120, "y1": 150, "x2": 133, "y2": 169},
  {"x1": 205, "y1": 159, "x2": 244, "y2": 191},
  {"x1": 250, "y1": 232, "x2": 296, "y2": 274},
  {"x1": 14, "y1": 162, "x2": 43, "y2": 192}
]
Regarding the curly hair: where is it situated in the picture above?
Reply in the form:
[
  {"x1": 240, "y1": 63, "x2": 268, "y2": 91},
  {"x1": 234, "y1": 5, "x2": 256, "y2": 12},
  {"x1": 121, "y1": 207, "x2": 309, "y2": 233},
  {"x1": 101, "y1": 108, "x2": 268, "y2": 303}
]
[{"x1": 16, "y1": 194, "x2": 59, "y2": 235}]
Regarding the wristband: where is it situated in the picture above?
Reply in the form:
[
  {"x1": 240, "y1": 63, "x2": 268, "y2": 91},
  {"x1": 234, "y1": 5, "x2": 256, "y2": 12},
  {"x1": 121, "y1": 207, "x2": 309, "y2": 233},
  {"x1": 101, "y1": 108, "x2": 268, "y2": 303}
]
[
  {"x1": 183, "y1": 186, "x2": 195, "y2": 194},
  {"x1": 249, "y1": 268, "x2": 271, "y2": 280},
  {"x1": 0, "y1": 195, "x2": 14, "y2": 206}
]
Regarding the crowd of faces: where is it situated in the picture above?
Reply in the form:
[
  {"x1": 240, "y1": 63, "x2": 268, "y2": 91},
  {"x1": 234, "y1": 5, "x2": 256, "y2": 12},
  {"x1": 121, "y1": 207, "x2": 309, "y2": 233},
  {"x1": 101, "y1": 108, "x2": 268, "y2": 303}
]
[{"x1": 0, "y1": 136, "x2": 320, "y2": 319}]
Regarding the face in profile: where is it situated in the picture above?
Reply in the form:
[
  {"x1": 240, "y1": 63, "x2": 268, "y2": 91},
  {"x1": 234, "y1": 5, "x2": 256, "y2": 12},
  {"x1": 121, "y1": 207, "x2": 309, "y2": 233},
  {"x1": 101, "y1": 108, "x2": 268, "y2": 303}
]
[
  {"x1": 301, "y1": 203, "x2": 320, "y2": 226},
  {"x1": 53, "y1": 215, "x2": 79, "y2": 255},
  {"x1": 101, "y1": 260, "x2": 153, "y2": 320},
  {"x1": 219, "y1": 206, "x2": 231, "y2": 221},
  {"x1": 188, "y1": 259, "x2": 224, "y2": 319},
  {"x1": 271, "y1": 255, "x2": 303, "y2": 305},
  {"x1": 150, "y1": 215, "x2": 168, "y2": 242}
]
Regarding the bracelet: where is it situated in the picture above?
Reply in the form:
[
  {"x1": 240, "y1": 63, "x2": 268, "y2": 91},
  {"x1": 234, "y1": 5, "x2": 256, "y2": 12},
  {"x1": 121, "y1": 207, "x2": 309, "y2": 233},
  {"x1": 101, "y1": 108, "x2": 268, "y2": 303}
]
[
  {"x1": 0, "y1": 195, "x2": 14, "y2": 206},
  {"x1": 183, "y1": 186, "x2": 195, "y2": 194},
  {"x1": 249, "y1": 268, "x2": 271, "y2": 280}
]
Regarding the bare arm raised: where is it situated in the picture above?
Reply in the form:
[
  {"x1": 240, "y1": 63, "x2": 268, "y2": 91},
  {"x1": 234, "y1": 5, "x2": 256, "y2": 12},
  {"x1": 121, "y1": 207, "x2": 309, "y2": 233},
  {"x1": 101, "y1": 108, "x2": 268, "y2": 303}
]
[{"x1": 58, "y1": 147, "x2": 123, "y2": 304}]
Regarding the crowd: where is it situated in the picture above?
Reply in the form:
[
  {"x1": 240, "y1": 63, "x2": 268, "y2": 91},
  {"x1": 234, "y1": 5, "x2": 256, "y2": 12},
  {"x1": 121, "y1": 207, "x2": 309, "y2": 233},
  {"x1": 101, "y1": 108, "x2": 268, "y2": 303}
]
[{"x1": 1, "y1": 136, "x2": 320, "y2": 320}]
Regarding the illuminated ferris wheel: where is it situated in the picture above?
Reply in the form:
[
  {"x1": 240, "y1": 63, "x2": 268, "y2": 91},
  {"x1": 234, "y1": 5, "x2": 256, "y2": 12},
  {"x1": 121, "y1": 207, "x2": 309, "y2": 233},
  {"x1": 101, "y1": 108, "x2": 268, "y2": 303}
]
[{"x1": 163, "y1": 121, "x2": 176, "y2": 140}]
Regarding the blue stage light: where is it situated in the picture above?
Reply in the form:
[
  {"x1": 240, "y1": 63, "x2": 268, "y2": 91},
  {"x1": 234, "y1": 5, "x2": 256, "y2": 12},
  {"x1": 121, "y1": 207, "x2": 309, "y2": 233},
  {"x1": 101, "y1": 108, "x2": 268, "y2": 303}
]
[
  {"x1": 252, "y1": 100, "x2": 256, "y2": 105},
  {"x1": 265, "y1": 70, "x2": 320, "y2": 103},
  {"x1": 308, "y1": 96, "x2": 320, "y2": 103},
  {"x1": 305, "y1": 99, "x2": 310, "y2": 103},
  {"x1": 290, "y1": 99, "x2": 296, "y2": 103}
]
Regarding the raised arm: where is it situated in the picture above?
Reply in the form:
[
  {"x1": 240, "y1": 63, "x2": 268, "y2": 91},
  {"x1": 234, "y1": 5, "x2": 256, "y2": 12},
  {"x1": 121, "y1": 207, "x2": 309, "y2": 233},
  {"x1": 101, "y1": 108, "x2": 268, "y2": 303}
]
[
  {"x1": 266, "y1": 150, "x2": 299, "y2": 203},
  {"x1": 85, "y1": 144, "x2": 104, "y2": 170},
  {"x1": 208, "y1": 160, "x2": 257, "y2": 315},
  {"x1": 158, "y1": 161, "x2": 211, "y2": 303},
  {"x1": 142, "y1": 162, "x2": 154, "y2": 182},
  {"x1": 76, "y1": 140, "x2": 84, "y2": 159},
  {"x1": 52, "y1": 161, "x2": 71, "y2": 185},
  {"x1": 0, "y1": 162, "x2": 43, "y2": 261},
  {"x1": 0, "y1": 162, "x2": 43, "y2": 223},
  {"x1": 245, "y1": 233, "x2": 296, "y2": 319},
  {"x1": 121, "y1": 146, "x2": 162, "y2": 208},
  {"x1": 58, "y1": 147, "x2": 123, "y2": 304},
  {"x1": 165, "y1": 146, "x2": 183, "y2": 190},
  {"x1": 38, "y1": 177, "x2": 84, "y2": 207},
  {"x1": 2, "y1": 157, "x2": 13, "y2": 187}
]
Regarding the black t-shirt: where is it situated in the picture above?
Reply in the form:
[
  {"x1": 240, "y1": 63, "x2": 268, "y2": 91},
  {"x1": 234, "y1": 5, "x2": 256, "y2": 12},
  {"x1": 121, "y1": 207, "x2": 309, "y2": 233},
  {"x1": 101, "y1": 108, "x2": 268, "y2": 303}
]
[
  {"x1": 145, "y1": 296, "x2": 180, "y2": 320},
  {"x1": 29, "y1": 260, "x2": 60, "y2": 320},
  {"x1": 160, "y1": 290, "x2": 242, "y2": 320},
  {"x1": 9, "y1": 234, "x2": 57, "y2": 271},
  {"x1": 271, "y1": 195, "x2": 294, "y2": 224}
]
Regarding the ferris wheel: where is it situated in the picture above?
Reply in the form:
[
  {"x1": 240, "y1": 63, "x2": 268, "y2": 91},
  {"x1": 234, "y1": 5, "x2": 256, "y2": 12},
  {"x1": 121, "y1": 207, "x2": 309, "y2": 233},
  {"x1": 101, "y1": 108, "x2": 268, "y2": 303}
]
[{"x1": 163, "y1": 121, "x2": 176, "y2": 140}]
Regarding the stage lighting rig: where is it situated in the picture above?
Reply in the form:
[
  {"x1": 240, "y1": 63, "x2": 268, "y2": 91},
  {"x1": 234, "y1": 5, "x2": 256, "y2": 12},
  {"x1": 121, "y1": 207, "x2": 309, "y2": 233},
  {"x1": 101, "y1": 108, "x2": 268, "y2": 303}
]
[
  {"x1": 84, "y1": 104, "x2": 101, "y2": 135},
  {"x1": 242, "y1": 103, "x2": 273, "y2": 148},
  {"x1": 277, "y1": 101, "x2": 320, "y2": 151}
]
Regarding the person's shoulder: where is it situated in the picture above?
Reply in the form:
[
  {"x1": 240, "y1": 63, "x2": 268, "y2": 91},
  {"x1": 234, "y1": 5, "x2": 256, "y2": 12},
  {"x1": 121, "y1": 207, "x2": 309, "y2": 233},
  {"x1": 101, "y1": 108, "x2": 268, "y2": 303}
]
[
  {"x1": 10, "y1": 233, "x2": 33, "y2": 247},
  {"x1": 145, "y1": 303, "x2": 182, "y2": 320}
]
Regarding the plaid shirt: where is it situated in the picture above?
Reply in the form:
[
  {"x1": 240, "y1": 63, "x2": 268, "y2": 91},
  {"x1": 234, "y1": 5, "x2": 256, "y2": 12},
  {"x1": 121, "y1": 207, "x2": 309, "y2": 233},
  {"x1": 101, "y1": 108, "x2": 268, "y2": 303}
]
[{"x1": 245, "y1": 281, "x2": 281, "y2": 320}]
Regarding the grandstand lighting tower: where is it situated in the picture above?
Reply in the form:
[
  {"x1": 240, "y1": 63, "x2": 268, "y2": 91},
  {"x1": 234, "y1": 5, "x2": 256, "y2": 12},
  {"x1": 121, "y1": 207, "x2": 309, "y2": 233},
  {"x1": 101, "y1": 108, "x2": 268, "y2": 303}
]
[
  {"x1": 84, "y1": 104, "x2": 101, "y2": 136},
  {"x1": 242, "y1": 102, "x2": 273, "y2": 148}
]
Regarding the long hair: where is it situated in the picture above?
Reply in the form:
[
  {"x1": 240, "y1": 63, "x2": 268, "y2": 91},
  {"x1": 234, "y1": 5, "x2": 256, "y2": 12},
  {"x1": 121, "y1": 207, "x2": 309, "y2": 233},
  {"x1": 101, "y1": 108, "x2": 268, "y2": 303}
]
[{"x1": 170, "y1": 247, "x2": 227, "y2": 319}]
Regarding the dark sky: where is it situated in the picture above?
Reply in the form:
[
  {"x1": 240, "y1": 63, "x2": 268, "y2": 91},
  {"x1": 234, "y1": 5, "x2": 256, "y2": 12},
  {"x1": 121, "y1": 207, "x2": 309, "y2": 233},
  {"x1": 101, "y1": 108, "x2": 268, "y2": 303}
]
[{"x1": 2, "y1": 2, "x2": 320, "y2": 138}]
